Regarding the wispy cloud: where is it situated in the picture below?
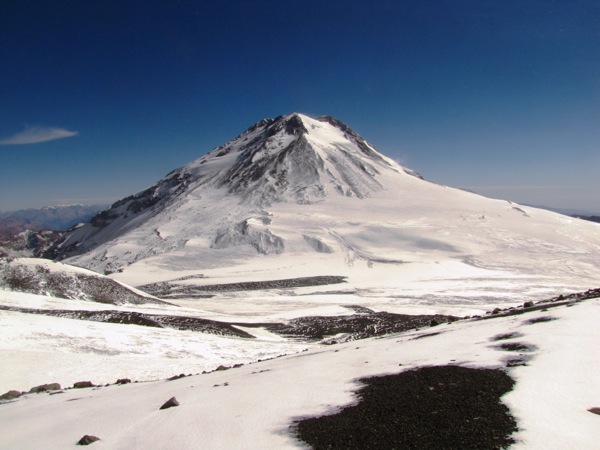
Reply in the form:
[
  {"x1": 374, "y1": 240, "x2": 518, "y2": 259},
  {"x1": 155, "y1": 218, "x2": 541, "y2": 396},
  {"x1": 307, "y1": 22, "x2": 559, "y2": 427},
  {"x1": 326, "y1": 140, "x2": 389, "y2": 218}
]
[{"x1": 0, "y1": 126, "x2": 78, "y2": 145}]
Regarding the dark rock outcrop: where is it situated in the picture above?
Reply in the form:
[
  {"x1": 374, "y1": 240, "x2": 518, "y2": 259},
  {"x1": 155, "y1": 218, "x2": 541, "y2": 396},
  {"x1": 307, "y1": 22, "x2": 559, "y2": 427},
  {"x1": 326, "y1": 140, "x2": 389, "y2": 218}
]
[
  {"x1": 77, "y1": 435, "x2": 100, "y2": 445},
  {"x1": 294, "y1": 365, "x2": 517, "y2": 449},
  {"x1": 29, "y1": 383, "x2": 61, "y2": 393},
  {"x1": 159, "y1": 397, "x2": 180, "y2": 410},
  {"x1": 0, "y1": 390, "x2": 22, "y2": 400}
]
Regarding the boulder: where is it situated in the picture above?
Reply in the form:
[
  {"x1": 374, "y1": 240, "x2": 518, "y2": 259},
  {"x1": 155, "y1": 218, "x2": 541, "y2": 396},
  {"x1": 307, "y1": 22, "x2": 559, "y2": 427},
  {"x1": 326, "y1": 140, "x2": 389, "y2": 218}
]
[
  {"x1": 159, "y1": 396, "x2": 180, "y2": 410},
  {"x1": 0, "y1": 390, "x2": 22, "y2": 400},
  {"x1": 77, "y1": 435, "x2": 100, "y2": 445},
  {"x1": 167, "y1": 373, "x2": 186, "y2": 381},
  {"x1": 29, "y1": 383, "x2": 61, "y2": 393},
  {"x1": 115, "y1": 378, "x2": 131, "y2": 385},
  {"x1": 73, "y1": 381, "x2": 95, "y2": 389}
]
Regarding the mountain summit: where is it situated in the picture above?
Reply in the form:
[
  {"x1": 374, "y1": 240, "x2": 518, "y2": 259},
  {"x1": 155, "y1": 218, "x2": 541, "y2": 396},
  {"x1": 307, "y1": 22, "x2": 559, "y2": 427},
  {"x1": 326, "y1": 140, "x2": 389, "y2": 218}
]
[
  {"x1": 170, "y1": 112, "x2": 421, "y2": 206},
  {"x1": 205, "y1": 113, "x2": 423, "y2": 204},
  {"x1": 47, "y1": 113, "x2": 600, "y2": 304},
  {"x1": 47, "y1": 113, "x2": 420, "y2": 263}
]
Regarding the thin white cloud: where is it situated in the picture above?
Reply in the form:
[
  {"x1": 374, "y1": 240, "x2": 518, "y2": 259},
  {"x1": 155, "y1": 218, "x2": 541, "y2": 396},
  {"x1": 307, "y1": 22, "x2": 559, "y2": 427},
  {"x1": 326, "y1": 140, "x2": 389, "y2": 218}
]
[{"x1": 0, "y1": 126, "x2": 78, "y2": 145}]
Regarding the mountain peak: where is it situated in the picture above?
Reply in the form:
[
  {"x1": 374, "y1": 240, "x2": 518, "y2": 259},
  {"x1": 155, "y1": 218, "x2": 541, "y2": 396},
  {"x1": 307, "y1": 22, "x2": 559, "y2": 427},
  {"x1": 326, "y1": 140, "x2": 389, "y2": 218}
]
[
  {"x1": 47, "y1": 113, "x2": 422, "y2": 264},
  {"x1": 195, "y1": 112, "x2": 409, "y2": 205}
]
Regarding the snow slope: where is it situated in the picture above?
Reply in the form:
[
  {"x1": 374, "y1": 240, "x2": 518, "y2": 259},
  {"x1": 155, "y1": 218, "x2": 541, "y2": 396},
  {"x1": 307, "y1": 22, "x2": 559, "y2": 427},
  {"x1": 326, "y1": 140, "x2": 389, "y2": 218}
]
[
  {"x1": 0, "y1": 257, "x2": 164, "y2": 305},
  {"x1": 39, "y1": 113, "x2": 600, "y2": 315},
  {"x1": 1, "y1": 293, "x2": 598, "y2": 449},
  {"x1": 0, "y1": 289, "x2": 310, "y2": 393}
]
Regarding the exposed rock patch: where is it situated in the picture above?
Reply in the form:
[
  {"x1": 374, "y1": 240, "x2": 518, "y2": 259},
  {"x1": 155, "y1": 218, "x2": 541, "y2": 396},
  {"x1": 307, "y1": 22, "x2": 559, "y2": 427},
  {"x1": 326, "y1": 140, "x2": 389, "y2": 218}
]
[
  {"x1": 293, "y1": 365, "x2": 517, "y2": 449},
  {"x1": 0, "y1": 304, "x2": 253, "y2": 338},
  {"x1": 495, "y1": 342, "x2": 536, "y2": 352},
  {"x1": 265, "y1": 312, "x2": 457, "y2": 342},
  {"x1": 138, "y1": 275, "x2": 347, "y2": 298},
  {"x1": 525, "y1": 316, "x2": 557, "y2": 325},
  {"x1": 491, "y1": 332, "x2": 523, "y2": 341}
]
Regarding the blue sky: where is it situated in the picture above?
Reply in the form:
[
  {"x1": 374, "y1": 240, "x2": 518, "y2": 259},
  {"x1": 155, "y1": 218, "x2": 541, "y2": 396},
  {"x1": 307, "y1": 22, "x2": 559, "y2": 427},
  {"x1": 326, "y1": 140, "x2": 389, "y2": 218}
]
[{"x1": 1, "y1": 0, "x2": 598, "y2": 213}]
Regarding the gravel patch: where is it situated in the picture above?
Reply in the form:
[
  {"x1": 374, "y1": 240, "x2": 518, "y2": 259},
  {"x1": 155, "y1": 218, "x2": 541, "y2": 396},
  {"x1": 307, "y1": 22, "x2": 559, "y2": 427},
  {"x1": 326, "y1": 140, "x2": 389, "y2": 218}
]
[{"x1": 293, "y1": 365, "x2": 517, "y2": 449}]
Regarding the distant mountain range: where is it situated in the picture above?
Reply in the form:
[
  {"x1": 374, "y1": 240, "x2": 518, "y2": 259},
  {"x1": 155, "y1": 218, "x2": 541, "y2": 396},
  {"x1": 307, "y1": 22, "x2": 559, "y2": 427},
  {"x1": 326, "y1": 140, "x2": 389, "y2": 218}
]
[
  {"x1": 0, "y1": 204, "x2": 106, "y2": 238},
  {"x1": 521, "y1": 204, "x2": 599, "y2": 221},
  {"x1": 573, "y1": 215, "x2": 600, "y2": 224},
  {"x1": 0, "y1": 205, "x2": 106, "y2": 256}
]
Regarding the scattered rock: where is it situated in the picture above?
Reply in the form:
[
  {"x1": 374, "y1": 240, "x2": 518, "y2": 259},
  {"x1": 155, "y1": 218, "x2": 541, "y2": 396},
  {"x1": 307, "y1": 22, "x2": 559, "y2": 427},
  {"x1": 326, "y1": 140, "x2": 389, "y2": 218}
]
[
  {"x1": 506, "y1": 358, "x2": 528, "y2": 367},
  {"x1": 77, "y1": 435, "x2": 100, "y2": 445},
  {"x1": 496, "y1": 342, "x2": 535, "y2": 352},
  {"x1": 115, "y1": 378, "x2": 131, "y2": 385},
  {"x1": 167, "y1": 373, "x2": 186, "y2": 381},
  {"x1": 215, "y1": 365, "x2": 229, "y2": 371},
  {"x1": 29, "y1": 383, "x2": 61, "y2": 393},
  {"x1": 491, "y1": 332, "x2": 522, "y2": 341},
  {"x1": 523, "y1": 301, "x2": 534, "y2": 308},
  {"x1": 525, "y1": 316, "x2": 556, "y2": 325},
  {"x1": 0, "y1": 390, "x2": 22, "y2": 400},
  {"x1": 159, "y1": 396, "x2": 179, "y2": 410},
  {"x1": 413, "y1": 332, "x2": 442, "y2": 340},
  {"x1": 73, "y1": 381, "x2": 95, "y2": 389}
]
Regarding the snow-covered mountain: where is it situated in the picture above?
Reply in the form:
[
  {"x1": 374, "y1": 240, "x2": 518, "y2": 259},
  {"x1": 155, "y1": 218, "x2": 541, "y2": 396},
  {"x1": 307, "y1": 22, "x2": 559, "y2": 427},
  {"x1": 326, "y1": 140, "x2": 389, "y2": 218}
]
[
  {"x1": 47, "y1": 114, "x2": 419, "y2": 263},
  {"x1": 2, "y1": 113, "x2": 599, "y2": 449},
  {"x1": 46, "y1": 113, "x2": 600, "y2": 313}
]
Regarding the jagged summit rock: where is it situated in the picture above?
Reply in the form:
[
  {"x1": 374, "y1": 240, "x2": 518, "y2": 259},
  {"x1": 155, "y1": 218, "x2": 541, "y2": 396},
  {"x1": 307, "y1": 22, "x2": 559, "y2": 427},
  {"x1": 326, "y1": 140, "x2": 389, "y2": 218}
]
[{"x1": 181, "y1": 112, "x2": 419, "y2": 205}]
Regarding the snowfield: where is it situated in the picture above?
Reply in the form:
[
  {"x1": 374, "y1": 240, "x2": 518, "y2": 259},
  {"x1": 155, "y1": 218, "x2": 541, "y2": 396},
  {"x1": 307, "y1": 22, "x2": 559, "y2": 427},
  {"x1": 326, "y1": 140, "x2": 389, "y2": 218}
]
[
  {"x1": 0, "y1": 292, "x2": 598, "y2": 449},
  {"x1": 0, "y1": 289, "x2": 310, "y2": 393}
]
